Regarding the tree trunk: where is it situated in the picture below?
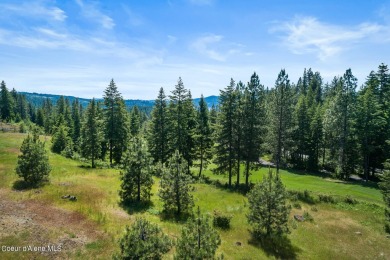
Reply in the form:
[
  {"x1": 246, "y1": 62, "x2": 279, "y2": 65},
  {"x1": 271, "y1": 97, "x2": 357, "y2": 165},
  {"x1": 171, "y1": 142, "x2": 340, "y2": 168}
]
[
  {"x1": 137, "y1": 172, "x2": 141, "y2": 201},
  {"x1": 199, "y1": 151, "x2": 203, "y2": 177},
  {"x1": 245, "y1": 160, "x2": 250, "y2": 187}
]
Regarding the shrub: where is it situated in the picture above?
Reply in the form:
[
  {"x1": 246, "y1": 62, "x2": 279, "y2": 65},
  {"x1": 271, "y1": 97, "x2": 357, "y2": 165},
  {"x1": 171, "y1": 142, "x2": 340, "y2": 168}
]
[
  {"x1": 247, "y1": 169, "x2": 290, "y2": 238},
  {"x1": 318, "y1": 194, "x2": 336, "y2": 203},
  {"x1": 213, "y1": 210, "x2": 232, "y2": 229},
  {"x1": 292, "y1": 202, "x2": 302, "y2": 209},
  {"x1": 175, "y1": 207, "x2": 221, "y2": 259},
  {"x1": 303, "y1": 211, "x2": 314, "y2": 222},
  {"x1": 15, "y1": 133, "x2": 51, "y2": 187},
  {"x1": 114, "y1": 218, "x2": 172, "y2": 260},
  {"x1": 344, "y1": 195, "x2": 358, "y2": 205}
]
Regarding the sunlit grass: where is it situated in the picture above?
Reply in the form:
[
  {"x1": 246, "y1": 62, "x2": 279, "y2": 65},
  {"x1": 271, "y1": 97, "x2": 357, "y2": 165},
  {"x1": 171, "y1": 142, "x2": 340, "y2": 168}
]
[{"x1": 1, "y1": 132, "x2": 389, "y2": 259}]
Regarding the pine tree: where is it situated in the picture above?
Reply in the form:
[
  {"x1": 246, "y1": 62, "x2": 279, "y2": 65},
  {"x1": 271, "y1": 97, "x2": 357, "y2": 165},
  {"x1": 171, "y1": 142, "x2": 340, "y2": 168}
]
[
  {"x1": 379, "y1": 160, "x2": 390, "y2": 233},
  {"x1": 233, "y1": 81, "x2": 244, "y2": 186},
  {"x1": 268, "y1": 69, "x2": 294, "y2": 173},
  {"x1": 377, "y1": 63, "x2": 390, "y2": 164},
  {"x1": 80, "y1": 98, "x2": 103, "y2": 168},
  {"x1": 71, "y1": 99, "x2": 82, "y2": 151},
  {"x1": 337, "y1": 69, "x2": 358, "y2": 179},
  {"x1": 115, "y1": 218, "x2": 172, "y2": 260},
  {"x1": 129, "y1": 106, "x2": 141, "y2": 137},
  {"x1": 175, "y1": 207, "x2": 221, "y2": 259},
  {"x1": 148, "y1": 88, "x2": 169, "y2": 164},
  {"x1": 247, "y1": 168, "x2": 290, "y2": 238},
  {"x1": 103, "y1": 79, "x2": 129, "y2": 165},
  {"x1": 356, "y1": 72, "x2": 386, "y2": 180},
  {"x1": 159, "y1": 150, "x2": 194, "y2": 216},
  {"x1": 242, "y1": 73, "x2": 265, "y2": 186},
  {"x1": 119, "y1": 137, "x2": 154, "y2": 204},
  {"x1": 0, "y1": 81, "x2": 16, "y2": 122},
  {"x1": 16, "y1": 131, "x2": 51, "y2": 187},
  {"x1": 51, "y1": 124, "x2": 72, "y2": 154},
  {"x1": 194, "y1": 95, "x2": 213, "y2": 177},
  {"x1": 214, "y1": 78, "x2": 237, "y2": 187},
  {"x1": 168, "y1": 78, "x2": 197, "y2": 173}
]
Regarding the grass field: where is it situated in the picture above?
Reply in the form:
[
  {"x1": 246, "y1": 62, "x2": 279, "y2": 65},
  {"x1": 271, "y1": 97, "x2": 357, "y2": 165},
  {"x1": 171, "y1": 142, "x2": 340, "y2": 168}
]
[{"x1": 0, "y1": 132, "x2": 389, "y2": 259}]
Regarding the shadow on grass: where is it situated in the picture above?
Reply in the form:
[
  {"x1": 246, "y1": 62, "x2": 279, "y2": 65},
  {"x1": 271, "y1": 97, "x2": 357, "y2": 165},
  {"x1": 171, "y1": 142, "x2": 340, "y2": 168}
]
[
  {"x1": 12, "y1": 180, "x2": 45, "y2": 190},
  {"x1": 159, "y1": 212, "x2": 192, "y2": 224},
  {"x1": 120, "y1": 200, "x2": 154, "y2": 215},
  {"x1": 248, "y1": 234, "x2": 301, "y2": 259}
]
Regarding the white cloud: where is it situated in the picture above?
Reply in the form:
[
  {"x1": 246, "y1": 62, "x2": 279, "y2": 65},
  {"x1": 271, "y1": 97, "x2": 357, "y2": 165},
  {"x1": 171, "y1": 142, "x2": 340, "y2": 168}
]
[
  {"x1": 0, "y1": 1, "x2": 66, "y2": 22},
  {"x1": 271, "y1": 16, "x2": 384, "y2": 61},
  {"x1": 191, "y1": 34, "x2": 226, "y2": 61},
  {"x1": 191, "y1": 34, "x2": 246, "y2": 61},
  {"x1": 75, "y1": 0, "x2": 115, "y2": 29}
]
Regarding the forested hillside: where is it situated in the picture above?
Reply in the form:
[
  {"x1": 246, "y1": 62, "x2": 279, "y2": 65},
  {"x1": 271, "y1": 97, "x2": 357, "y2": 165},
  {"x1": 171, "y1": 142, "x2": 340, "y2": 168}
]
[{"x1": 1, "y1": 64, "x2": 390, "y2": 259}]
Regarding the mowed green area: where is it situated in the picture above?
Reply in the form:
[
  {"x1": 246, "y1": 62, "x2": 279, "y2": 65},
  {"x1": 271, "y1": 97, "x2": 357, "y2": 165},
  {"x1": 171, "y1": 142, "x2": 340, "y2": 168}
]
[
  {"x1": 0, "y1": 132, "x2": 389, "y2": 259},
  {"x1": 202, "y1": 165, "x2": 383, "y2": 205}
]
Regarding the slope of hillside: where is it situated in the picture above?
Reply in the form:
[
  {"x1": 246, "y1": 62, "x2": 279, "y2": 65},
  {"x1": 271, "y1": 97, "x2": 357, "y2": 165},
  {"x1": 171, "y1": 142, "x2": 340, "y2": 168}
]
[{"x1": 0, "y1": 132, "x2": 389, "y2": 259}]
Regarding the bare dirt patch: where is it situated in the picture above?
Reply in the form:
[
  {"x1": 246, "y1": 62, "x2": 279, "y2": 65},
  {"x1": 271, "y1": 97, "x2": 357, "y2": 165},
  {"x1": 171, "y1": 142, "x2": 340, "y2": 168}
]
[{"x1": 0, "y1": 189, "x2": 105, "y2": 259}]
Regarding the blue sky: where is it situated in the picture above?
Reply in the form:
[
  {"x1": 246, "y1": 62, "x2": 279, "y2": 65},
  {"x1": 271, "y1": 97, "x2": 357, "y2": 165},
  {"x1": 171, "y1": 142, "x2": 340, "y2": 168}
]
[{"x1": 0, "y1": 0, "x2": 389, "y2": 99}]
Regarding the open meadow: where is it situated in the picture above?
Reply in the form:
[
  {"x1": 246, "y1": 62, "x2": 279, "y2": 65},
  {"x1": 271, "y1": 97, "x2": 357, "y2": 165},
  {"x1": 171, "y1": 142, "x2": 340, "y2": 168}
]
[{"x1": 0, "y1": 132, "x2": 389, "y2": 259}]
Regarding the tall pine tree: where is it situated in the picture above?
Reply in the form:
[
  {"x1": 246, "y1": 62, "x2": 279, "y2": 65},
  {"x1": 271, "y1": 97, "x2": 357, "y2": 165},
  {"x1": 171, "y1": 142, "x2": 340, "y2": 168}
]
[
  {"x1": 148, "y1": 87, "x2": 170, "y2": 165},
  {"x1": 194, "y1": 95, "x2": 213, "y2": 177},
  {"x1": 103, "y1": 79, "x2": 129, "y2": 165},
  {"x1": 81, "y1": 98, "x2": 103, "y2": 168}
]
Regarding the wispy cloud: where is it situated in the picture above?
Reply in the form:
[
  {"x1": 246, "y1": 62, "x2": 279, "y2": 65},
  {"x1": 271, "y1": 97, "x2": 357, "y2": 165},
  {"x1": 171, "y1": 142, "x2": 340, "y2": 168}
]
[
  {"x1": 191, "y1": 34, "x2": 225, "y2": 61},
  {"x1": 271, "y1": 16, "x2": 384, "y2": 61},
  {"x1": 191, "y1": 34, "x2": 245, "y2": 61},
  {"x1": 75, "y1": 0, "x2": 115, "y2": 29},
  {"x1": 0, "y1": 1, "x2": 66, "y2": 22},
  {"x1": 122, "y1": 5, "x2": 143, "y2": 26},
  {"x1": 0, "y1": 27, "x2": 164, "y2": 62},
  {"x1": 188, "y1": 0, "x2": 215, "y2": 6}
]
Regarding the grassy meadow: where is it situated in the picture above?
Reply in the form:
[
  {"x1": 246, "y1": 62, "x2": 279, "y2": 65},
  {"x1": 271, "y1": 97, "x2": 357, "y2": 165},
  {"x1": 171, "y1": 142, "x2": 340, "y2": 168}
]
[{"x1": 0, "y1": 132, "x2": 389, "y2": 259}]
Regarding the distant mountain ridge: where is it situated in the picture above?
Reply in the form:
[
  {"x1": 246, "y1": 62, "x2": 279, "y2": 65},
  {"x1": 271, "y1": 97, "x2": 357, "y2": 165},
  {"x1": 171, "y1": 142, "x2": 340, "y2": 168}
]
[{"x1": 20, "y1": 92, "x2": 219, "y2": 111}]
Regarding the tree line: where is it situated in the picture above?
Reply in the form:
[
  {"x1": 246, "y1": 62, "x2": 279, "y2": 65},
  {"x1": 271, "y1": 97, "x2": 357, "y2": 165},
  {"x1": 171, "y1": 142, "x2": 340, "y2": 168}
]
[{"x1": 1, "y1": 63, "x2": 390, "y2": 181}]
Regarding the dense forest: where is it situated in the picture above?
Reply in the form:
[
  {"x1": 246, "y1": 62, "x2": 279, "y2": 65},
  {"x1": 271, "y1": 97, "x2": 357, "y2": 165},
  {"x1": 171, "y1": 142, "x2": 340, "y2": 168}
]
[{"x1": 1, "y1": 64, "x2": 390, "y2": 181}]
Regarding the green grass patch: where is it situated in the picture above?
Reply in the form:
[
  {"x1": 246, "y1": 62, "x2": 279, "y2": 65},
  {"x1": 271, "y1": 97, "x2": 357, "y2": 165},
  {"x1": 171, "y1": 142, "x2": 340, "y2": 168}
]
[{"x1": 0, "y1": 132, "x2": 389, "y2": 259}]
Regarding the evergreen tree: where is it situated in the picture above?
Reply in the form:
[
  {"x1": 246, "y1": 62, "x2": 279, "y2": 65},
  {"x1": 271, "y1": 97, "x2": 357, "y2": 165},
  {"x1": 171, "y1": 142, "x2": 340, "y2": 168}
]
[
  {"x1": 214, "y1": 78, "x2": 237, "y2": 187},
  {"x1": 247, "y1": 169, "x2": 290, "y2": 237},
  {"x1": 268, "y1": 69, "x2": 294, "y2": 173},
  {"x1": 148, "y1": 88, "x2": 169, "y2": 164},
  {"x1": 119, "y1": 137, "x2": 154, "y2": 204},
  {"x1": 337, "y1": 69, "x2": 358, "y2": 179},
  {"x1": 16, "y1": 131, "x2": 51, "y2": 186},
  {"x1": 194, "y1": 95, "x2": 213, "y2": 177},
  {"x1": 292, "y1": 94, "x2": 310, "y2": 168},
  {"x1": 115, "y1": 218, "x2": 172, "y2": 260},
  {"x1": 233, "y1": 81, "x2": 244, "y2": 186},
  {"x1": 80, "y1": 98, "x2": 103, "y2": 168},
  {"x1": 168, "y1": 78, "x2": 197, "y2": 173},
  {"x1": 159, "y1": 150, "x2": 194, "y2": 216},
  {"x1": 103, "y1": 79, "x2": 129, "y2": 165},
  {"x1": 377, "y1": 63, "x2": 390, "y2": 164},
  {"x1": 0, "y1": 81, "x2": 15, "y2": 122},
  {"x1": 71, "y1": 99, "x2": 82, "y2": 150},
  {"x1": 129, "y1": 106, "x2": 141, "y2": 137},
  {"x1": 175, "y1": 207, "x2": 221, "y2": 260},
  {"x1": 209, "y1": 104, "x2": 218, "y2": 135},
  {"x1": 242, "y1": 73, "x2": 265, "y2": 186},
  {"x1": 51, "y1": 124, "x2": 72, "y2": 154},
  {"x1": 356, "y1": 72, "x2": 386, "y2": 180},
  {"x1": 379, "y1": 160, "x2": 390, "y2": 233}
]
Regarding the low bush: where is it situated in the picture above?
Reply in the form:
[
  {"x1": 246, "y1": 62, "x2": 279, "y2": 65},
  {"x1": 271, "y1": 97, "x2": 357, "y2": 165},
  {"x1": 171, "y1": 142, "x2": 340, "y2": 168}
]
[{"x1": 213, "y1": 210, "x2": 232, "y2": 229}]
